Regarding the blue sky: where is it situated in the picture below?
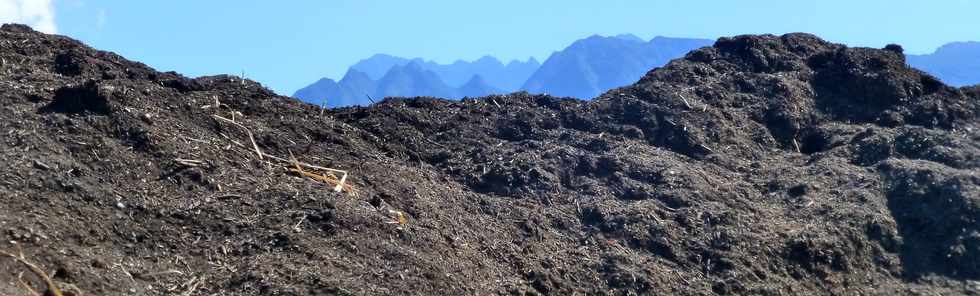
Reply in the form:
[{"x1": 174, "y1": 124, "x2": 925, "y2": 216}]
[{"x1": 4, "y1": 0, "x2": 979, "y2": 95}]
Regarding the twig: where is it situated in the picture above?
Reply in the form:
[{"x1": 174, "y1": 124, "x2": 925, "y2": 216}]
[
  {"x1": 338, "y1": 171, "x2": 348, "y2": 188},
  {"x1": 678, "y1": 93, "x2": 692, "y2": 109},
  {"x1": 218, "y1": 133, "x2": 246, "y2": 149},
  {"x1": 175, "y1": 158, "x2": 203, "y2": 167},
  {"x1": 115, "y1": 263, "x2": 138, "y2": 285},
  {"x1": 293, "y1": 215, "x2": 307, "y2": 232},
  {"x1": 180, "y1": 276, "x2": 201, "y2": 296},
  {"x1": 287, "y1": 150, "x2": 351, "y2": 193},
  {"x1": 0, "y1": 248, "x2": 64, "y2": 296},
  {"x1": 17, "y1": 273, "x2": 40, "y2": 296},
  {"x1": 213, "y1": 114, "x2": 263, "y2": 160},
  {"x1": 213, "y1": 114, "x2": 354, "y2": 194},
  {"x1": 268, "y1": 152, "x2": 349, "y2": 176},
  {"x1": 32, "y1": 160, "x2": 51, "y2": 170}
]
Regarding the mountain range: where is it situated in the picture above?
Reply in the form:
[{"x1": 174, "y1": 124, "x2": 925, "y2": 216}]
[
  {"x1": 521, "y1": 35, "x2": 714, "y2": 98},
  {"x1": 907, "y1": 41, "x2": 980, "y2": 87},
  {"x1": 349, "y1": 54, "x2": 540, "y2": 90},
  {"x1": 293, "y1": 61, "x2": 507, "y2": 107},
  {"x1": 294, "y1": 34, "x2": 980, "y2": 107},
  {"x1": 294, "y1": 34, "x2": 713, "y2": 107}
]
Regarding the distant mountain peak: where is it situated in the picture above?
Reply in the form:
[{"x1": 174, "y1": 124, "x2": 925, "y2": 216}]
[
  {"x1": 615, "y1": 33, "x2": 646, "y2": 43},
  {"x1": 459, "y1": 74, "x2": 501, "y2": 98},
  {"x1": 650, "y1": 36, "x2": 682, "y2": 42},
  {"x1": 341, "y1": 68, "x2": 370, "y2": 80},
  {"x1": 507, "y1": 57, "x2": 541, "y2": 67},
  {"x1": 583, "y1": 34, "x2": 610, "y2": 41},
  {"x1": 403, "y1": 60, "x2": 425, "y2": 70},
  {"x1": 932, "y1": 41, "x2": 980, "y2": 55},
  {"x1": 344, "y1": 53, "x2": 539, "y2": 91},
  {"x1": 296, "y1": 34, "x2": 717, "y2": 106},
  {"x1": 907, "y1": 41, "x2": 980, "y2": 87},
  {"x1": 476, "y1": 55, "x2": 501, "y2": 63},
  {"x1": 314, "y1": 77, "x2": 337, "y2": 84},
  {"x1": 464, "y1": 74, "x2": 487, "y2": 84},
  {"x1": 367, "y1": 53, "x2": 398, "y2": 59},
  {"x1": 522, "y1": 35, "x2": 714, "y2": 98}
]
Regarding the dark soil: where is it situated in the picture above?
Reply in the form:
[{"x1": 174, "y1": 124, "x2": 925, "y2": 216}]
[{"x1": 1, "y1": 24, "x2": 978, "y2": 295}]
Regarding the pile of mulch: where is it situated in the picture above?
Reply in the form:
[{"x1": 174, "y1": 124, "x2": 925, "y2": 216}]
[{"x1": 0, "y1": 24, "x2": 977, "y2": 295}]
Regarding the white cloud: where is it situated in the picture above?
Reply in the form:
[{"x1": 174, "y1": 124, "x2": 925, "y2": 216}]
[{"x1": 0, "y1": 0, "x2": 57, "y2": 34}]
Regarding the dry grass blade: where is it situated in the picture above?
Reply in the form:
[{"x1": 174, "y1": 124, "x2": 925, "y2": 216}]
[
  {"x1": 213, "y1": 113, "x2": 354, "y2": 195},
  {"x1": 175, "y1": 158, "x2": 203, "y2": 167},
  {"x1": 678, "y1": 93, "x2": 693, "y2": 109},
  {"x1": 287, "y1": 151, "x2": 355, "y2": 194},
  {"x1": 213, "y1": 114, "x2": 263, "y2": 160},
  {"x1": 181, "y1": 276, "x2": 202, "y2": 296},
  {"x1": 0, "y1": 248, "x2": 64, "y2": 296},
  {"x1": 265, "y1": 152, "x2": 349, "y2": 176}
]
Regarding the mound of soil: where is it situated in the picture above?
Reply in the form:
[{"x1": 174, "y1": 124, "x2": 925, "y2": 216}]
[{"x1": 1, "y1": 24, "x2": 978, "y2": 295}]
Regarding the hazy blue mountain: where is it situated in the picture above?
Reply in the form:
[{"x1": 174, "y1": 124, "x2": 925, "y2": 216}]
[
  {"x1": 374, "y1": 62, "x2": 457, "y2": 99},
  {"x1": 649, "y1": 36, "x2": 717, "y2": 61},
  {"x1": 335, "y1": 69, "x2": 377, "y2": 105},
  {"x1": 429, "y1": 56, "x2": 505, "y2": 87},
  {"x1": 457, "y1": 75, "x2": 502, "y2": 98},
  {"x1": 295, "y1": 62, "x2": 510, "y2": 107},
  {"x1": 292, "y1": 77, "x2": 339, "y2": 106},
  {"x1": 426, "y1": 56, "x2": 539, "y2": 90},
  {"x1": 295, "y1": 34, "x2": 712, "y2": 106},
  {"x1": 499, "y1": 58, "x2": 541, "y2": 90},
  {"x1": 614, "y1": 33, "x2": 645, "y2": 42},
  {"x1": 349, "y1": 54, "x2": 413, "y2": 80},
  {"x1": 349, "y1": 54, "x2": 540, "y2": 91},
  {"x1": 293, "y1": 69, "x2": 377, "y2": 107},
  {"x1": 908, "y1": 42, "x2": 980, "y2": 87},
  {"x1": 522, "y1": 35, "x2": 713, "y2": 98}
]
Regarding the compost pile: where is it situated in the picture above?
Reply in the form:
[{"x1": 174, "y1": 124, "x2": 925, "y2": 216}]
[{"x1": 0, "y1": 24, "x2": 978, "y2": 295}]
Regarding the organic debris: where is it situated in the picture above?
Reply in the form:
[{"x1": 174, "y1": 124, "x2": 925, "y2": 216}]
[
  {"x1": 0, "y1": 247, "x2": 65, "y2": 296},
  {"x1": 287, "y1": 150, "x2": 354, "y2": 194},
  {"x1": 1, "y1": 24, "x2": 978, "y2": 295},
  {"x1": 385, "y1": 210, "x2": 409, "y2": 226},
  {"x1": 212, "y1": 109, "x2": 354, "y2": 195}
]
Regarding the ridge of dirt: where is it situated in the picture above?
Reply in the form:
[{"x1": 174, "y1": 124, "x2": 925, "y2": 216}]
[{"x1": 1, "y1": 24, "x2": 978, "y2": 295}]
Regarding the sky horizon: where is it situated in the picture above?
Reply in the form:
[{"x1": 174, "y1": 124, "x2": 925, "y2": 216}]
[{"x1": 2, "y1": 0, "x2": 979, "y2": 95}]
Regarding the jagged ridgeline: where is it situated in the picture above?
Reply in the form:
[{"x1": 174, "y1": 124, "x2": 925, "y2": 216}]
[
  {"x1": 293, "y1": 35, "x2": 715, "y2": 107},
  {"x1": 0, "y1": 24, "x2": 978, "y2": 295}
]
